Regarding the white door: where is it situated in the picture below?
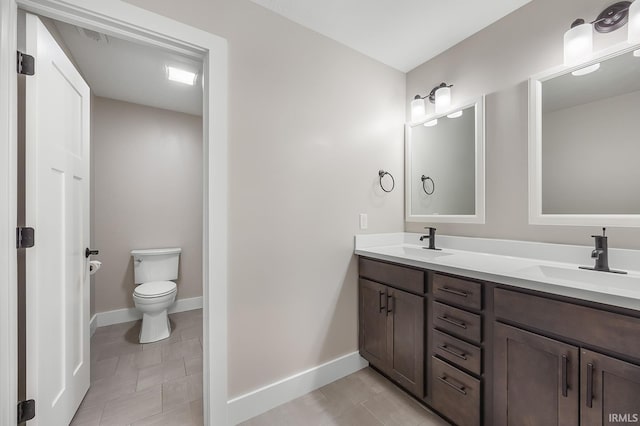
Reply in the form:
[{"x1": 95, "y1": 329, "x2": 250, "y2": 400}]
[{"x1": 24, "y1": 13, "x2": 91, "y2": 426}]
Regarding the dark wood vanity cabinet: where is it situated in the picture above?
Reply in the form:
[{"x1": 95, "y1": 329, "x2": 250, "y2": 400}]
[
  {"x1": 493, "y1": 323, "x2": 579, "y2": 426},
  {"x1": 358, "y1": 258, "x2": 424, "y2": 397},
  {"x1": 430, "y1": 273, "x2": 484, "y2": 426},
  {"x1": 494, "y1": 287, "x2": 640, "y2": 426},
  {"x1": 359, "y1": 278, "x2": 390, "y2": 367},
  {"x1": 580, "y1": 349, "x2": 640, "y2": 426},
  {"x1": 359, "y1": 256, "x2": 640, "y2": 426}
]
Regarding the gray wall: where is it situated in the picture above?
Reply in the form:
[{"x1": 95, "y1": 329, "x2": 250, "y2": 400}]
[
  {"x1": 410, "y1": 107, "x2": 475, "y2": 215},
  {"x1": 406, "y1": 0, "x2": 640, "y2": 249},
  {"x1": 542, "y1": 89, "x2": 640, "y2": 214},
  {"x1": 92, "y1": 97, "x2": 203, "y2": 313},
  {"x1": 125, "y1": 0, "x2": 406, "y2": 398}
]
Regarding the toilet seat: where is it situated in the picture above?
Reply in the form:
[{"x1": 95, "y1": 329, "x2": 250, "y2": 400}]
[{"x1": 134, "y1": 280, "x2": 177, "y2": 298}]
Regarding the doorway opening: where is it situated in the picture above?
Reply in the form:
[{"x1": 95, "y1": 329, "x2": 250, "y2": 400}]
[{"x1": 7, "y1": 1, "x2": 226, "y2": 424}]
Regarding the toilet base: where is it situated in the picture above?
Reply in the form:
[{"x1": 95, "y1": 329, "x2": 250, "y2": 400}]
[{"x1": 139, "y1": 309, "x2": 172, "y2": 343}]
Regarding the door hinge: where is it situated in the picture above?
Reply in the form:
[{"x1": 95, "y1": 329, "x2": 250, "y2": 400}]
[
  {"x1": 16, "y1": 227, "x2": 35, "y2": 249},
  {"x1": 17, "y1": 51, "x2": 35, "y2": 76},
  {"x1": 17, "y1": 399, "x2": 35, "y2": 424}
]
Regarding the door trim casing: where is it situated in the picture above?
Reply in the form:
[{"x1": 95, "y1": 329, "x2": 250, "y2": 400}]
[
  {"x1": 0, "y1": 0, "x2": 229, "y2": 424},
  {"x1": 0, "y1": 0, "x2": 19, "y2": 424}
]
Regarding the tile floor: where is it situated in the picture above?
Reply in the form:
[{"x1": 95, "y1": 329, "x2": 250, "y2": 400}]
[
  {"x1": 240, "y1": 368, "x2": 451, "y2": 426},
  {"x1": 71, "y1": 309, "x2": 204, "y2": 426},
  {"x1": 73, "y1": 308, "x2": 448, "y2": 426}
]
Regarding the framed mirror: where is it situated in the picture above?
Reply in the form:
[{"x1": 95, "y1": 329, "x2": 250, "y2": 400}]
[
  {"x1": 529, "y1": 43, "x2": 640, "y2": 226},
  {"x1": 405, "y1": 97, "x2": 485, "y2": 223}
]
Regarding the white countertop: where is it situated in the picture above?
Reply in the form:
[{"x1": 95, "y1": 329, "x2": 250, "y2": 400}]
[{"x1": 355, "y1": 233, "x2": 640, "y2": 312}]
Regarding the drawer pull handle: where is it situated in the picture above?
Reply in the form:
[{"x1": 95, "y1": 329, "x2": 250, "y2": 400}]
[
  {"x1": 438, "y1": 344, "x2": 467, "y2": 360},
  {"x1": 440, "y1": 287, "x2": 469, "y2": 298},
  {"x1": 586, "y1": 363, "x2": 594, "y2": 408},
  {"x1": 437, "y1": 315, "x2": 467, "y2": 329},
  {"x1": 438, "y1": 376, "x2": 467, "y2": 395},
  {"x1": 561, "y1": 355, "x2": 568, "y2": 397},
  {"x1": 386, "y1": 294, "x2": 394, "y2": 315},
  {"x1": 378, "y1": 290, "x2": 385, "y2": 313}
]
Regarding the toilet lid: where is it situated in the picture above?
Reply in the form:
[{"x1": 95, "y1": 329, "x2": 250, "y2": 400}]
[{"x1": 134, "y1": 281, "x2": 177, "y2": 298}]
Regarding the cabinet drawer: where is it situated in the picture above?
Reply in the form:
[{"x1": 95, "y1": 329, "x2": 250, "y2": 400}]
[
  {"x1": 433, "y1": 302, "x2": 482, "y2": 343},
  {"x1": 359, "y1": 257, "x2": 425, "y2": 294},
  {"x1": 431, "y1": 356, "x2": 480, "y2": 426},
  {"x1": 433, "y1": 273, "x2": 482, "y2": 310},
  {"x1": 433, "y1": 329, "x2": 481, "y2": 375},
  {"x1": 494, "y1": 288, "x2": 640, "y2": 358}
]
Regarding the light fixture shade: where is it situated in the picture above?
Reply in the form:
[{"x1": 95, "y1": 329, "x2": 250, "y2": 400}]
[
  {"x1": 564, "y1": 22, "x2": 593, "y2": 66},
  {"x1": 434, "y1": 86, "x2": 451, "y2": 114},
  {"x1": 635, "y1": 48, "x2": 640, "y2": 57},
  {"x1": 571, "y1": 63, "x2": 600, "y2": 76},
  {"x1": 630, "y1": 0, "x2": 640, "y2": 44},
  {"x1": 447, "y1": 110, "x2": 463, "y2": 119},
  {"x1": 424, "y1": 119, "x2": 438, "y2": 127},
  {"x1": 411, "y1": 97, "x2": 426, "y2": 121}
]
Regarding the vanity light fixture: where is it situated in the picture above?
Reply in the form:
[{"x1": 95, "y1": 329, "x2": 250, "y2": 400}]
[
  {"x1": 634, "y1": 48, "x2": 640, "y2": 56},
  {"x1": 166, "y1": 66, "x2": 197, "y2": 85},
  {"x1": 564, "y1": 1, "x2": 640, "y2": 76},
  {"x1": 411, "y1": 97, "x2": 426, "y2": 121},
  {"x1": 411, "y1": 82, "x2": 453, "y2": 121},
  {"x1": 447, "y1": 110, "x2": 463, "y2": 119},
  {"x1": 424, "y1": 119, "x2": 438, "y2": 127},
  {"x1": 630, "y1": 0, "x2": 640, "y2": 43}
]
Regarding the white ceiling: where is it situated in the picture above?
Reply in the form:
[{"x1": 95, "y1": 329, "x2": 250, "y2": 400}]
[
  {"x1": 53, "y1": 20, "x2": 203, "y2": 116},
  {"x1": 250, "y1": 0, "x2": 531, "y2": 72}
]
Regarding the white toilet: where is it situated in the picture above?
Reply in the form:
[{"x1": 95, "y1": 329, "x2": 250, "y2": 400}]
[{"x1": 131, "y1": 247, "x2": 181, "y2": 343}]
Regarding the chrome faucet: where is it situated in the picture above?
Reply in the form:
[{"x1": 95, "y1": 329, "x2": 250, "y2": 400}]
[
  {"x1": 419, "y1": 227, "x2": 441, "y2": 250},
  {"x1": 579, "y1": 228, "x2": 627, "y2": 274}
]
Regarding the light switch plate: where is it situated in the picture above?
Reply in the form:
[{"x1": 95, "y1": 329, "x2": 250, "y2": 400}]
[{"x1": 359, "y1": 213, "x2": 368, "y2": 230}]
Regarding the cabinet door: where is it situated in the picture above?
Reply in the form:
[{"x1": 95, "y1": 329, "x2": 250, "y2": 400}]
[
  {"x1": 494, "y1": 323, "x2": 579, "y2": 426},
  {"x1": 388, "y1": 287, "x2": 424, "y2": 397},
  {"x1": 581, "y1": 349, "x2": 640, "y2": 426},
  {"x1": 359, "y1": 279, "x2": 389, "y2": 368}
]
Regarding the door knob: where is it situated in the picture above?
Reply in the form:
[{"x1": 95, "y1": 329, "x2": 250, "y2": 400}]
[{"x1": 85, "y1": 248, "x2": 99, "y2": 258}]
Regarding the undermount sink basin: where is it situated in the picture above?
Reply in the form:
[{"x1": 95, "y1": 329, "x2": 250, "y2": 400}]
[{"x1": 515, "y1": 265, "x2": 640, "y2": 291}]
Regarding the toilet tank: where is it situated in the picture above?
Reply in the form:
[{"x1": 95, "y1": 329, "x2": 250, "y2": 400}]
[{"x1": 131, "y1": 248, "x2": 181, "y2": 284}]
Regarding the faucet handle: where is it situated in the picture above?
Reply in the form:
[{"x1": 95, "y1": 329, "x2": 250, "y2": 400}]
[
  {"x1": 424, "y1": 226, "x2": 436, "y2": 232},
  {"x1": 591, "y1": 227, "x2": 606, "y2": 238}
]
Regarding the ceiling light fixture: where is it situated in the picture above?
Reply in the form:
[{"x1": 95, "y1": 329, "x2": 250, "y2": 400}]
[
  {"x1": 166, "y1": 66, "x2": 197, "y2": 85},
  {"x1": 411, "y1": 82, "x2": 453, "y2": 122},
  {"x1": 564, "y1": 1, "x2": 640, "y2": 76}
]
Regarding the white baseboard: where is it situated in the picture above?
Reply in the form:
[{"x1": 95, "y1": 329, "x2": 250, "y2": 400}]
[
  {"x1": 227, "y1": 351, "x2": 369, "y2": 425},
  {"x1": 94, "y1": 296, "x2": 203, "y2": 328},
  {"x1": 90, "y1": 314, "x2": 97, "y2": 337}
]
